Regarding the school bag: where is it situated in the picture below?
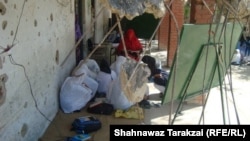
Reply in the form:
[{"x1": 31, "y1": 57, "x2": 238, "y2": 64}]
[
  {"x1": 87, "y1": 101, "x2": 114, "y2": 115},
  {"x1": 71, "y1": 116, "x2": 102, "y2": 134},
  {"x1": 65, "y1": 134, "x2": 91, "y2": 141}
]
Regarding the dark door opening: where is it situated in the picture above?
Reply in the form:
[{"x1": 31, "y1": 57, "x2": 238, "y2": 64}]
[{"x1": 75, "y1": 0, "x2": 84, "y2": 65}]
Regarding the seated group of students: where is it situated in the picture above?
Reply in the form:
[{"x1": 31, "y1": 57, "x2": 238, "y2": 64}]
[
  {"x1": 107, "y1": 28, "x2": 169, "y2": 108},
  {"x1": 60, "y1": 28, "x2": 169, "y2": 113},
  {"x1": 116, "y1": 28, "x2": 169, "y2": 86}
]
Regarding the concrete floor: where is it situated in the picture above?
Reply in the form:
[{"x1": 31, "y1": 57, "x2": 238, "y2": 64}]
[
  {"x1": 145, "y1": 48, "x2": 250, "y2": 125},
  {"x1": 40, "y1": 46, "x2": 250, "y2": 141}
]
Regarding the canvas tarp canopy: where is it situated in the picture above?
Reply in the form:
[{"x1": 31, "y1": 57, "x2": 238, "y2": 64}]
[
  {"x1": 99, "y1": 0, "x2": 166, "y2": 20},
  {"x1": 94, "y1": 0, "x2": 166, "y2": 104}
]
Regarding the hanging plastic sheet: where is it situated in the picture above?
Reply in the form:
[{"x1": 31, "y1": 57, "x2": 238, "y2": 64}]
[{"x1": 99, "y1": 0, "x2": 166, "y2": 20}]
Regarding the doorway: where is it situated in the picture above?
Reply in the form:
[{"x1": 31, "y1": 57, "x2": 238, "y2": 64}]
[{"x1": 75, "y1": 0, "x2": 83, "y2": 65}]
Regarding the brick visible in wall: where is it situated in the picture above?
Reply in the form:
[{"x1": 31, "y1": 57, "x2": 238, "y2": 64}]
[
  {"x1": 168, "y1": 0, "x2": 184, "y2": 67},
  {"x1": 158, "y1": 0, "x2": 184, "y2": 67},
  {"x1": 190, "y1": 0, "x2": 215, "y2": 24}
]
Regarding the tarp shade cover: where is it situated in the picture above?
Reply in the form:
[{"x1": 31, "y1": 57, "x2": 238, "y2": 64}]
[
  {"x1": 162, "y1": 23, "x2": 242, "y2": 105},
  {"x1": 120, "y1": 59, "x2": 150, "y2": 103},
  {"x1": 99, "y1": 0, "x2": 166, "y2": 20}
]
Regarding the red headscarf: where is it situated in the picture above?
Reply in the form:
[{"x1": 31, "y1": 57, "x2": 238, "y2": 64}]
[{"x1": 116, "y1": 29, "x2": 143, "y2": 61}]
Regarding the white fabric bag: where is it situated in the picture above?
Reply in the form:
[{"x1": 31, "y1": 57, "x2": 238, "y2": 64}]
[
  {"x1": 96, "y1": 70, "x2": 117, "y2": 94},
  {"x1": 82, "y1": 73, "x2": 99, "y2": 96},
  {"x1": 110, "y1": 56, "x2": 127, "y2": 75},
  {"x1": 231, "y1": 49, "x2": 241, "y2": 64},
  {"x1": 106, "y1": 76, "x2": 133, "y2": 110},
  {"x1": 107, "y1": 56, "x2": 133, "y2": 109},
  {"x1": 72, "y1": 59, "x2": 100, "y2": 79},
  {"x1": 60, "y1": 74, "x2": 93, "y2": 113}
]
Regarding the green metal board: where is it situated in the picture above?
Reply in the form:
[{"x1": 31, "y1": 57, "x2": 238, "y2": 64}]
[{"x1": 162, "y1": 23, "x2": 242, "y2": 105}]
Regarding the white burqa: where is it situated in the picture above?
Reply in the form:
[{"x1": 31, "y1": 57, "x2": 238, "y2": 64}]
[{"x1": 107, "y1": 56, "x2": 150, "y2": 110}]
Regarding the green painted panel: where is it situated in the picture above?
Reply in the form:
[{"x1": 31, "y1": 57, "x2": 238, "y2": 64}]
[{"x1": 162, "y1": 23, "x2": 243, "y2": 104}]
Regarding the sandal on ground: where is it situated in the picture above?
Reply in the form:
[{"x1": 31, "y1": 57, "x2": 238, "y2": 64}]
[{"x1": 139, "y1": 100, "x2": 151, "y2": 109}]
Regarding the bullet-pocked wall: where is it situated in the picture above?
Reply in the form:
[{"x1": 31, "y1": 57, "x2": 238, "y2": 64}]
[{"x1": 0, "y1": 0, "x2": 75, "y2": 140}]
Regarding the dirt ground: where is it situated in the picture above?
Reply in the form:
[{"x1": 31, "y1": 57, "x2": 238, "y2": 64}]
[
  {"x1": 39, "y1": 59, "x2": 250, "y2": 141},
  {"x1": 40, "y1": 43, "x2": 250, "y2": 140}
]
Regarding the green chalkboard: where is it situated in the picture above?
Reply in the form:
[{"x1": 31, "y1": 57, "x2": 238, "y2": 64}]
[{"x1": 162, "y1": 23, "x2": 243, "y2": 105}]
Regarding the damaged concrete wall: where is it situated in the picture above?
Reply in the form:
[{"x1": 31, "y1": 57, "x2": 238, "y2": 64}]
[
  {"x1": 94, "y1": 0, "x2": 106, "y2": 44},
  {"x1": 0, "y1": 0, "x2": 75, "y2": 140}
]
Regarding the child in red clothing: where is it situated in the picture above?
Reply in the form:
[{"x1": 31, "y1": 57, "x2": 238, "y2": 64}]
[{"x1": 116, "y1": 29, "x2": 143, "y2": 61}]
